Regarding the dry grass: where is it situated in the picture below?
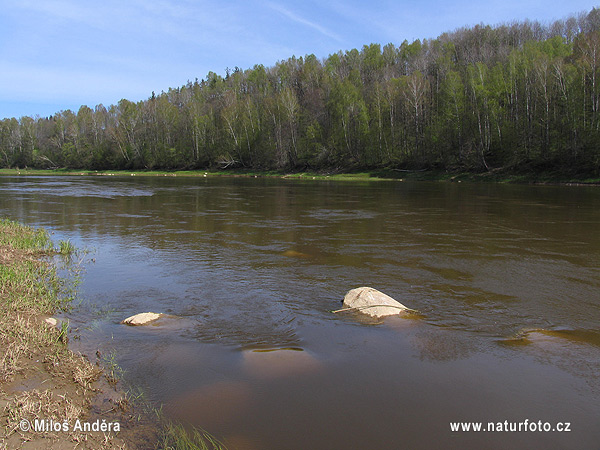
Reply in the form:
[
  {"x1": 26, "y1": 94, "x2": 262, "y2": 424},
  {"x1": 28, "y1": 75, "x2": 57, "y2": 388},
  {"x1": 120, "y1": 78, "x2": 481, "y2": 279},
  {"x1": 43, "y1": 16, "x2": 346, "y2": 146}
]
[
  {"x1": 4, "y1": 389, "x2": 84, "y2": 436},
  {"x1": 0, "y1": 219, "x2": 130, "y2": 450},
  {"x1": 0, "y1": 314, "x2": 53, "y2": 382},
  {"x1": 0, "y1": 345, "x2": 23, "y2": 383},
  {"x1": 1, "y1": 218, "x2": 221, "y2": 450},
  {"x1": 72, "y1": 356, "x2": 103, "y2": 390}
]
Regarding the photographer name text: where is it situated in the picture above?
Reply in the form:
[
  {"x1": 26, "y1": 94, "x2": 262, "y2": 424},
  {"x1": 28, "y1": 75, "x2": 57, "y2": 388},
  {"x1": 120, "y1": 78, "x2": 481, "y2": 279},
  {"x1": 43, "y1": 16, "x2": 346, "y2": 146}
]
[{"x1": 20, "y1": 418, "x2": 120, "y2": 433}]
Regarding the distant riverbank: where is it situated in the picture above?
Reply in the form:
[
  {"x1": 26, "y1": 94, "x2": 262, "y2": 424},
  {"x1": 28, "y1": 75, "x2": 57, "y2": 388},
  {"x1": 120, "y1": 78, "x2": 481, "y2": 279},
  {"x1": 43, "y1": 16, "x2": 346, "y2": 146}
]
[{"x1": 1, "y1": 167, "x2": 599, "y2": 185}]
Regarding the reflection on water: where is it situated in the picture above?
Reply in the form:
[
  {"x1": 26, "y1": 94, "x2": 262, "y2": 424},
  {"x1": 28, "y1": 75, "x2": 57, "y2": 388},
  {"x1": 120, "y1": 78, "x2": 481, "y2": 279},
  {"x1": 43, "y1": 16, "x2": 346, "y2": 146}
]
[
  {"x1": 241, "y1": 347, "x2": 321, "y2": 379},
  {"x1": 1, "y1": 175, "x2": 599, "y2": 449}
]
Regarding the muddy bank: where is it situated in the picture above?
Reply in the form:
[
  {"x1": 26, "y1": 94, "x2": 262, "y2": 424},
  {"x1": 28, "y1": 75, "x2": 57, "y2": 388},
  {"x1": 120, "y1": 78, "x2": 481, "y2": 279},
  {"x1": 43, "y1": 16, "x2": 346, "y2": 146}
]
[{"x1": 0, "y1": 219, "x2": 157, "y2": 450}]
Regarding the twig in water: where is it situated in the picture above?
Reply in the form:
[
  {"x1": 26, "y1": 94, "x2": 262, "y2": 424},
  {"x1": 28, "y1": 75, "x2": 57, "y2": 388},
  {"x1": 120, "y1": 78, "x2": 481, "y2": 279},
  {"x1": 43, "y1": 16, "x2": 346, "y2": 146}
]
[{"x1": 331, "y1": 305, "x2": 418, "y2": 313}]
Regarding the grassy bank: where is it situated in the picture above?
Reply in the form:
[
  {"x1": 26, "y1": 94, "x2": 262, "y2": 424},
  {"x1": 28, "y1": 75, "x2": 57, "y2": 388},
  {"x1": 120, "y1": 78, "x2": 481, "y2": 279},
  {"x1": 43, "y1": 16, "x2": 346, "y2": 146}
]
[
  {"x1": 0, "y1": 219, "x2": 132, "y2": 449},
  {"x1": 0, "y1": 219, "x2": 227, "y2": 450},
  {"x1": 0, "y1": 167, "x2": 387, "y2": 180},
  {"x1": 1, "y1": 166, "x2": 599, "y2": 185}
]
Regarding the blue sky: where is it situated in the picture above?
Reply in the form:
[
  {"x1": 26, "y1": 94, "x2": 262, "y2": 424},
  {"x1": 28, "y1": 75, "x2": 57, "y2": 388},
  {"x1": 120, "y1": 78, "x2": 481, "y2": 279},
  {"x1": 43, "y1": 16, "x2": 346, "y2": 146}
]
[{"x1": 1, "y1": 0, "x2": 598, "y2": 119}]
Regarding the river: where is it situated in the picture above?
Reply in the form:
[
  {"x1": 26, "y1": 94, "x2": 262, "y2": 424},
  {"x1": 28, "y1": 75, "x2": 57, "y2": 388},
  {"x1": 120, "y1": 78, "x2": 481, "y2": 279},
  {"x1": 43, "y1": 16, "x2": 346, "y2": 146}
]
[{"x1": 1, "y1": 175, "x2": 599, "y2": 449}]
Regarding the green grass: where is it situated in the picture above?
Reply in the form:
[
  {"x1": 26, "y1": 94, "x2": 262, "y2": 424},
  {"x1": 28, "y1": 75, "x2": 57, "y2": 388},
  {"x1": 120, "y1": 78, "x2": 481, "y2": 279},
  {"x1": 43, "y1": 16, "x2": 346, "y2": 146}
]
[
  {"x1": 2, "y1": 165, "x2": 598, "y2": 185},
  {"x1": 56, "y1": 319, "x2": 70, "y2": 344},
  {"x1": 158, "y1": 421, "x2": 227, "y2": 450},
  {"x1": 0, "y1": 219, "x2": 90, "y2": 382},
  {"x1": 0, "y1": 218, "x2": 53, "y2": 251},
  {"x1": 58, "y1": 239, "x2": 76, "y2": 255},
  {"x1": 0, "y1": 220, "x2": 84, "y2": 314},
  {"x1": 0, "y1": 221, "x2": 111, "y2": 448},
  {"x1": 101, "y1": 349, "x2": 127, "y2": 385},
  {"x1": 0, "y1": 218, "x2": 227, "y2": 449}
]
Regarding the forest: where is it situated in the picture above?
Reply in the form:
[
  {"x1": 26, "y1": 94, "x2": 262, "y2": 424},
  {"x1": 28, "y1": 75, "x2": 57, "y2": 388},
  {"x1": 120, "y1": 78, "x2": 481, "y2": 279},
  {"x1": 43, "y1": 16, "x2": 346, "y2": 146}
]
[{"x1": 2, "y1": 8, "x2": 600, "y2": 176}]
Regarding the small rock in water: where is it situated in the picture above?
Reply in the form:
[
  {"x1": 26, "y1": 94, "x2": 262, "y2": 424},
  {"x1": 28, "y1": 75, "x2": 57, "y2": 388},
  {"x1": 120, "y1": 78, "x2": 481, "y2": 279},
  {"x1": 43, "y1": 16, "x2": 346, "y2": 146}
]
[
  {"x1": 121, "y1": 312, "x2": 162, "y2": 326},
  {"x1": 45, "y1": 317, "x2": 58, "y2": 327},
  {"x1": 342, "y1": 287, "x2": 410, "y2": 318}
]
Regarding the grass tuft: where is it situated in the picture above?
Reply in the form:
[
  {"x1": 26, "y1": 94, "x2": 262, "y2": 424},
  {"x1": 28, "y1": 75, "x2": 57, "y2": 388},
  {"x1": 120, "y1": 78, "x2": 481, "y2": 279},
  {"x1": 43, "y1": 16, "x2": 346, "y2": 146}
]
[
  {"x1": 158, "y1": 421, "x2": 227, "y2": 450},
  {"x1": 58, "y1": 239, "x2": 76, "y2": 256},
  {"x1": 101, "y1": 350, "x2": 126, "y2": 386}
]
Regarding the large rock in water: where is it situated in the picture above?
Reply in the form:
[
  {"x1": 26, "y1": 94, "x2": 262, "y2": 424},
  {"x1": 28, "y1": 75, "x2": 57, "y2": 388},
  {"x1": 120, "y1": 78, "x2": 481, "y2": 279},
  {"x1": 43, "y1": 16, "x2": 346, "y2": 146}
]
[
  {"x1": 121, "y1": 312, "x2": 162, "y2": 326},
  {"x1": 342, "y1": 287, "x2": 409, "y2": 318}
]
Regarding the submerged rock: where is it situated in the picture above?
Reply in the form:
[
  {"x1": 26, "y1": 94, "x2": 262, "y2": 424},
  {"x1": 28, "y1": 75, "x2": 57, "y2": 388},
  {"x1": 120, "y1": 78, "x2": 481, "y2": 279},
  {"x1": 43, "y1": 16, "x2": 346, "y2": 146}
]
[
  {"x1": 121, "y1": 312, "x2": 162, "y2": 326},
  {"x1": 500, "y1": 328, "x2": 600, "y2": 348},
  {"x1": 342, "y1": 287, "x2": 410, "y2": 318},
  {"x1": 242, "y1": 347, "x2": 320, "y2": 379},
  {"x1": 281, "y1": 249, "x2": 311, "y2": 259}
]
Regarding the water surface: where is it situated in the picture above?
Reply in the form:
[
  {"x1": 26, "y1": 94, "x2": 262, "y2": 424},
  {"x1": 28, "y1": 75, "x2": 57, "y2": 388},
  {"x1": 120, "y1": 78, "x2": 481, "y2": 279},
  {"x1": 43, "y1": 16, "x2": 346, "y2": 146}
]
[{"x1": 1, "y1": 176, "x2": 599, "y2": 449}]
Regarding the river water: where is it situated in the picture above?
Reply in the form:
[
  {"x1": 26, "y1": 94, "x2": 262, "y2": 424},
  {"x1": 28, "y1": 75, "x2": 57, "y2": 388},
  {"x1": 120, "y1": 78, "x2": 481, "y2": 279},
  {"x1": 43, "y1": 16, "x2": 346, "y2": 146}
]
[{"x1": 1, "y1": 175, "x2": 599, "y2": 449}]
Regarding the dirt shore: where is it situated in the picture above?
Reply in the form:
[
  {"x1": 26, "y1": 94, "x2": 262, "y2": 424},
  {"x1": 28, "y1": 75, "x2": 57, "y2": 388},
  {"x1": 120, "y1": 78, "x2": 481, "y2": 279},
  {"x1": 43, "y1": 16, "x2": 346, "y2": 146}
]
[{"x1": 0, "y1": 219, "x2": 157, "y2": 450}]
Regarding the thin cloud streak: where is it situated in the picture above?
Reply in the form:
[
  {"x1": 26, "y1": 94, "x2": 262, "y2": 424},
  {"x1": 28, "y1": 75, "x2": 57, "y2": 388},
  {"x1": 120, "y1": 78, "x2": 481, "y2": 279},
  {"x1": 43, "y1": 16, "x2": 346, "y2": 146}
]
[
  {"x1": 266, "y1": 2, "x2": 343, "y2": 42},
  {"x1": 1, "y1": 0, "x2": 598, "y2": 119}
]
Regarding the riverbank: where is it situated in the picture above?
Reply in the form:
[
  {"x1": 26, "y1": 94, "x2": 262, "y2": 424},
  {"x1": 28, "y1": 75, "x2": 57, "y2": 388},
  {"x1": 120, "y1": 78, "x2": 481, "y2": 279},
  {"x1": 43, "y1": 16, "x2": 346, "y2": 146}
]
[
  {"x1": 0, "y1": 219, "x2": 163, "y2": 449},
  {"x1": 0, "y1": 219, "x2": 130, "y2": 449},
  {"x1": 0, "y1": 219, "x2": 228, "y2": 450},
  {"x1": 1, "y1": 167, "x2": 598, "y2": 185}
]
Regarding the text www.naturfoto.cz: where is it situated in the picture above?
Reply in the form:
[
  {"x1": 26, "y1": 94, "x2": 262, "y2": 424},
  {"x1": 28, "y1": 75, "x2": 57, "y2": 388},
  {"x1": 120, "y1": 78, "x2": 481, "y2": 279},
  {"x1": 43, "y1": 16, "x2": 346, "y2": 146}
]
[{"x1": 450, "y1": 420, "x2": 571, "y2": 433}]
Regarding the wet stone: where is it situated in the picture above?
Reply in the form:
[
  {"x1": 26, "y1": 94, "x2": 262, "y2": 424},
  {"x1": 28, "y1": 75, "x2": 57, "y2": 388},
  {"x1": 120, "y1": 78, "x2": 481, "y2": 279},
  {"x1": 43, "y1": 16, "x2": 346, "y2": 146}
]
[
  {"x1": 342, "y1": 287, "x2": 410, "y2": 318},
  {"x1": 121, "y1": 312, "x2": 162, "y2": 326}
]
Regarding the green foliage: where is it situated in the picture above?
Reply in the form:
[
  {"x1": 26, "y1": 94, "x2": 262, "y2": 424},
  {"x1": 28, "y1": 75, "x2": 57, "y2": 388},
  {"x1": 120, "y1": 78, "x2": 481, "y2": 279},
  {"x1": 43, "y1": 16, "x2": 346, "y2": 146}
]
[
  {"x1": 102, "y1": 349, "x2": 126, "y2": 385},
  {"x1": 2, "y1": 7, "x2": 600, "y2": 177}
]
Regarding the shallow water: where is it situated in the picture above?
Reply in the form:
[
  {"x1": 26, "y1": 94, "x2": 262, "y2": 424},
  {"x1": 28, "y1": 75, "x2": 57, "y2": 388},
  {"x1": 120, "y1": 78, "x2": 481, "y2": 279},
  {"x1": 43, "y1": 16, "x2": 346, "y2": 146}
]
[{"x1": 1, "y1": 176, "x2": 599, "y2": 449}]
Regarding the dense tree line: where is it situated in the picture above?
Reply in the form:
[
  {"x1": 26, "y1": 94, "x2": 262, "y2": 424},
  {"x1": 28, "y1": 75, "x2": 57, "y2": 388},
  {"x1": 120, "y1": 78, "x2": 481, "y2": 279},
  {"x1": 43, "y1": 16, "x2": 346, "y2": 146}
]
[{"x1": 2, "y1": 8, "x2": 600, "y2": 175}]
